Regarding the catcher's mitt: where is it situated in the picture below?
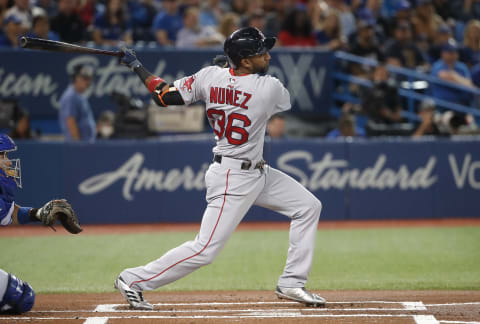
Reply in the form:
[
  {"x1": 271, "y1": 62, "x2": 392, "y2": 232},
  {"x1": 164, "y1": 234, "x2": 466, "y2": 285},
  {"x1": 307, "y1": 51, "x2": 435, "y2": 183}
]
[{"x1": 38, "y1": 199, "x2": 82, "y2": 234}]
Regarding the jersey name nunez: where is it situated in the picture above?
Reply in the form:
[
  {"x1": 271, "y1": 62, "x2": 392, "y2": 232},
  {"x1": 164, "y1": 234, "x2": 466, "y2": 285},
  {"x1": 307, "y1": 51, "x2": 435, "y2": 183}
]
[{"x1": 209, "y1": 87, "x2": 252, "y2": 109}]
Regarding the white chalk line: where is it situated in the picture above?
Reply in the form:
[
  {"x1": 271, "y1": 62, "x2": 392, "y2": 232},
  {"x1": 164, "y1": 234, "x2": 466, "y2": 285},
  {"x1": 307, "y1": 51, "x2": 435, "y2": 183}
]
[
  {"x1": 1, "y1": 300, "x2": 478, "y2": 323},
  {"x1": 92, "y1": 300, "x2": 429, "y2": 311},
  {"x1": 83, "y1": 318, "x2": 108, "y2": 324},
  {"x1": 427, "y1": 302, "x2": 480, "y2": 306},
  {"x1": 404, "y1": 302, "x2": 427, "y2": 310},
  {"x1": 414, "y1": 315, "x2": 440, "y2": 324},
  {"x1": 32, "y1": 307, "x2": 429, "y2": 313},
  {"x1": 0, "y1": 314, "x2": 427, "y2": 320},
  {"x1": 440, "y1": 321, "x2": 480, "y2": 324}
]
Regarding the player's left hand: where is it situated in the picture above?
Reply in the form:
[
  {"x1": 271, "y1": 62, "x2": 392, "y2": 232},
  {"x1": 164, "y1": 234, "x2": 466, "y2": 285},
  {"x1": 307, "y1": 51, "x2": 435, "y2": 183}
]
[
  {"x1": 119, "y1": 47, "x2": 141, "y2": 70},
  {"x1": 38, "y1": 199, "x2": 82, "y2": 234}
]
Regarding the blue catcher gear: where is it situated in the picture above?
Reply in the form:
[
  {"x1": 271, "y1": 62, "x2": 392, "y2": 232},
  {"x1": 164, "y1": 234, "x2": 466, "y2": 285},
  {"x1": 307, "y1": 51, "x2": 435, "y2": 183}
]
[
  {"x1": 0, "y1": 273, "x2": 35, "y2": 314},
  {"x1": 0, "y1": 134, "x2": 21, "y2": 189},
  {"x1": 224, "y1": 27, "x2": 276, "y2": 68}
]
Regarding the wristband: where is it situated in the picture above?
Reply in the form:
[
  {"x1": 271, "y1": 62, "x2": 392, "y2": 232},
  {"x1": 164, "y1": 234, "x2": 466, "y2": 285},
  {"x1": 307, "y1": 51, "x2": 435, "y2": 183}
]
[
  {"x1": 128, "y1": 59, "x2": 142, "y2": 71},
  {"x1": 147, "y1": 77, "x2": 166, "y2": 93},
  {"x1": 17, "y1": 207, "x2": 32, "y2": 224}
]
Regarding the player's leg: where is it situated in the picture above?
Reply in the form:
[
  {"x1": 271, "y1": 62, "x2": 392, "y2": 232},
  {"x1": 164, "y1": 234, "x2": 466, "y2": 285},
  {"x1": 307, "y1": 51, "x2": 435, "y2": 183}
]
[
  {"x1": 253, "y1": 166, "x2": 324, "y2": 306},
  {"x1": 119, "y1": 165, "x2": 265, "y2": 291},
  {"x1": 0, "y1": 269, "x2": 35, "y2": 314}
]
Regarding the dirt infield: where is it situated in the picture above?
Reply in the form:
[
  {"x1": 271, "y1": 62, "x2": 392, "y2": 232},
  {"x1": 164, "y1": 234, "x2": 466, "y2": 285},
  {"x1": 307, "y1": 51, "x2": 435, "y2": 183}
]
[
  {"x1": 1, "y1": 290, "x2": 479, "y2": 323},
  {"x1": 3, "y1": 218, "x2": 480, "y2": 237}
]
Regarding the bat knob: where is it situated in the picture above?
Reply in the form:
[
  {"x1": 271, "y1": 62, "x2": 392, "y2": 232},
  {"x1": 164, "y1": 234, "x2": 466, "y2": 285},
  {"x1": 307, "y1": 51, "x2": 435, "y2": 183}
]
[{"x1": 20, "y1": 37, "x2": 28, "y2": 48}]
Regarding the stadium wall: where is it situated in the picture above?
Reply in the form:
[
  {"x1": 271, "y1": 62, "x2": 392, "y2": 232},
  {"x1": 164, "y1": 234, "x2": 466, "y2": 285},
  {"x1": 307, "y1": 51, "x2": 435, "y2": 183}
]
[
  {"x1": 14, "y1": 138, "x2": 480, "y2": 223},
  {"x1": 0, "y1": 48, "x2": 333, "y2": 121}
]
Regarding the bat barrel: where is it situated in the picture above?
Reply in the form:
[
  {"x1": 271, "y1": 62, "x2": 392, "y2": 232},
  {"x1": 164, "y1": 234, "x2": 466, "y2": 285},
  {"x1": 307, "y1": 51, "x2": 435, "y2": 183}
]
[{"x1": 20, "y1": 37, "x2": 123, "y2": 57}]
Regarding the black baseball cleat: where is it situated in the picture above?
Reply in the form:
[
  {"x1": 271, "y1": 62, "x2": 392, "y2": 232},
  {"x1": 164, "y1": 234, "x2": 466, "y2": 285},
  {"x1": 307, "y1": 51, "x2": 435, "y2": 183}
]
[
  {"x1": 114, "y1": 276, "x2": 153, "y2": 310},
  {"x1": 275, "y1": 286, "x2": 326, "y2": 307}
]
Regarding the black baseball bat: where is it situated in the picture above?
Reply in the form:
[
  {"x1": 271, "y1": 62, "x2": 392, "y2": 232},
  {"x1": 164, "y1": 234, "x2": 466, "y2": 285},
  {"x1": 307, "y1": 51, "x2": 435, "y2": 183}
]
[{"x1": 20, "y1": 37, "x2": 124, "y2": 57}]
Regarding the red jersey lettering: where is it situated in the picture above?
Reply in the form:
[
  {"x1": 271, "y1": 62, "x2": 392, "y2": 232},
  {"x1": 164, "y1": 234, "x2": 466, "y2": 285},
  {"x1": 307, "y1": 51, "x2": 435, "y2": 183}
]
[
  {"x1": 240, "y1": 92, "x2": 251, "y2": 109},
  {"x1": 209, "y1": 87, "x2": 252, "y2": 109},
  {"x1": 210, "y1": 87, "x2": 218, "y2": 104}
]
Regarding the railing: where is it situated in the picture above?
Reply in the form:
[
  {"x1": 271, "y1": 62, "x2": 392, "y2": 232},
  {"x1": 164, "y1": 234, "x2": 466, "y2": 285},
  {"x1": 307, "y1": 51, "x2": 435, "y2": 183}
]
[{"x1": 332, "y1": 51, "x2": 480, "y2": 122}]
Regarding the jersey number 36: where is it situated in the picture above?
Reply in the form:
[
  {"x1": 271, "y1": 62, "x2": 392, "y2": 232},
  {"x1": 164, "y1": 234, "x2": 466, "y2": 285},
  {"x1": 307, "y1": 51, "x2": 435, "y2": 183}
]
[{"x1": 207, "y1": 109, "x2": 251, "y2": 145}]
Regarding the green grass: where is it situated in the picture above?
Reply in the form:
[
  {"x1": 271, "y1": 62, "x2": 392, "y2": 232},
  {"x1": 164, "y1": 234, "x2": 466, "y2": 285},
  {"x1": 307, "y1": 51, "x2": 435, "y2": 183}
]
[{"x1": 1, "y1": 226, "x2": 479, "y2": 293}]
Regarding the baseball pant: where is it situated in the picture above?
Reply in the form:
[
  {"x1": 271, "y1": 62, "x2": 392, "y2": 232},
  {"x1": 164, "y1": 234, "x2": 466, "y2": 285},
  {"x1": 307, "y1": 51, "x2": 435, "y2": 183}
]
[{"x1": 121, "y1": 162, "x2": 321, "y2": 291}]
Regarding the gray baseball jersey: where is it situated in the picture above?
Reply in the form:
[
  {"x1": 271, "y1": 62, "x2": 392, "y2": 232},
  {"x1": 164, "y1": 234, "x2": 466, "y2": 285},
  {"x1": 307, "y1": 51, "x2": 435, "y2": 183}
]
[
  {"x1": 120, "y1": 67, "x2": 322, "y2": 292},
  {"x1": 174, "y1": 66, "x2": 290, "y2": 162}
]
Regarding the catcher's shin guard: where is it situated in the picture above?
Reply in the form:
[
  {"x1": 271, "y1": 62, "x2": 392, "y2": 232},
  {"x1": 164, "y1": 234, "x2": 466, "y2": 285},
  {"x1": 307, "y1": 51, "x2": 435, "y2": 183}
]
[
  {"x1": 275, "y1": 286, "x2": 326, "y2": 307},
  {"x1": 0, "y1": 272, "x2": 35, "y2": 314},
  {"x1": 114, "y1": 276, "x2": 153, "y2": 310}
]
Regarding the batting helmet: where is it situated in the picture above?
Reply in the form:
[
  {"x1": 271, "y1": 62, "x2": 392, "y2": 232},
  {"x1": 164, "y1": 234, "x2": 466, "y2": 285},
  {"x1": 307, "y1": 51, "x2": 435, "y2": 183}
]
[{"x1": 224, "y1": 27, "x2": 276, "y2": 68}]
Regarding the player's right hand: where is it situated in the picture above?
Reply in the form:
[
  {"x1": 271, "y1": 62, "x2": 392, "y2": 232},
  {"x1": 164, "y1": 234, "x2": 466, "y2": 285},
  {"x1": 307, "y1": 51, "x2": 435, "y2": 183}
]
[{"x1": 119, "y1": 48, "x2": 141, "y2": 70}]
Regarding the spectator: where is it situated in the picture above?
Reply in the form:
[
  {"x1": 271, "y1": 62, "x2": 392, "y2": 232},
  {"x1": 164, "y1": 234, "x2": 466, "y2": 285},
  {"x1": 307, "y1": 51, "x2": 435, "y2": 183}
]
[
  {"x1": 199, "y1": 0, "x2": 225, "y2": 27},
  {"x1": 241, "y1": 0, "x2": 263, "y2": 26},
  {"x1": 129, "y1": 0, "x2": 156, "y2": 42},
  {"x1": 77, "y1": 0, "x2": 100, "y2": 28},
  {"x1": 431, "y1": 40, "x2": 475, "y2": 106},
  {"x1": 25, "y1": 13, "x2": 60, "y2": 41},
  {"x1": 0, "y1": 0, "x2": 11, "y2": 24},
  {"x1": 313, "y1": 10, "x2": 345, "y2": 50},
  {"x1": 435, "y1": 110, "x2": 478, "y2": 135},
  {"x1": 412, "y1": 98, "x2": 442, "y2": 137},
  {"x1": 450, "y1": 0, "x2": 480, "y2": 22},
  {"x1": 217, "y1": 12, "x2": 240, "y2": 40},
  {"x1": 411, "y1": 0, "x2": 445, "y2": 45},
  {"x1": 355, "y1": 6, "x2": 386, "y2": 43},
  {"x1": 384, "y1": 20, "x2": 428, "y2": 69},
  {"x1": 277, "y1": 7, "x2": 316, "y2": 47},
  {"x1": 362, "y1": 64, "x2": 404, "y2": 125},
  {"x1": 230, "y1": 0, "x2": 247, "y2": 17},
  {"x1": 427, "y1": 24, "x2": 453, "y2": 63},
  {"x1": 472, "y1": 62, "x2": 480, "y2": 88},
  {"x1": 349, "y1": 19, "x2": 384, "y2": 70},
  {"x1": 322, "y1": 0, "x2": 356, "y2": 39},
  {"x1": 152, "y1": 0, "x2": 183, "y2": 46},
  {"x1": 0, "y1": 15, "x2": 21, "y2": 47},
  {"x1": 58, "y1": 64, "x2": 96, "y2": 142},
  {"x1": 380, "y1": 0, "x2": 411, "y2": 39},
  {"x1": 326, "y1": 113, "x2": 365, "y2": 138},
  {"x1": 459, "y1": 20, "x2": 480, "y2": 67},
  {"x1": 33, "y1": 0, "x2": 57, "y2": 17},
  {"x1": 50, "y1": 0, "x2": 85, "y2": 44},
  {"x1": 175, "y1": 6, "x2": 222, "y2": 48},
  {"x1": 431, "y1": 0, "x2": 453, "y2": 21},
  {"x1": 96, "y1": 110, "x2": 115, "y2": 139},
  {"x1": 264, "y1": 0, "x2": 292, "y2": 37},
  {"x1": 4, "y1": 0, "x2": 37, "y2": 34},
  {"x1": 348, "y1": 19, "x2": 383, "y2": 80},
  {"x1": 246, "y1": 9, "x2": 266, "y2": 33},
  {"x1": 92, "y1": 0, "x2": 132, "y2": 46},
  {"x1": 266, "y1": 114, "x2": 286, "y2": 139},
  {"x1": 10, "y1": 108, "x2": 36, "y2": 139}
]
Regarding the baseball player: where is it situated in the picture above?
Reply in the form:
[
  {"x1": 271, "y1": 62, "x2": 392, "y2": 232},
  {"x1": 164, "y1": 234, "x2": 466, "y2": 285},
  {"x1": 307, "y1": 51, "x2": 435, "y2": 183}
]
[
  {"x1": 0, "y1": 134, "x2": 82, "y2": 314},
  {"x1": 115, "y1": 27, "x2": 325, "y2": 309}
]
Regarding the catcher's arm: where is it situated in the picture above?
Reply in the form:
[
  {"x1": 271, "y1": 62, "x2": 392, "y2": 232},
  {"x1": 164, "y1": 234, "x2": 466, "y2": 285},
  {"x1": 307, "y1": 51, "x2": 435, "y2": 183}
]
[{"x1": 14, "y1": 199, "x2": 82, "y2": 234}]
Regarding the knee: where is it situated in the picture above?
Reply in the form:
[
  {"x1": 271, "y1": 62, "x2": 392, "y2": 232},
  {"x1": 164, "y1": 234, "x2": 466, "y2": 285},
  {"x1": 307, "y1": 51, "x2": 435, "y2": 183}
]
[
  {"x1": 0, "y1": 273, "x2": 35, "y2": 314},
  {"x1": 199, "y1": 245, "x2": 222, "y2": 265},
  {"x1": 313, "y1": 198, "x2": 322, "y2": 218},
  {"x1": 302, "y1": 197, "x2": 322, "y2": 218}
]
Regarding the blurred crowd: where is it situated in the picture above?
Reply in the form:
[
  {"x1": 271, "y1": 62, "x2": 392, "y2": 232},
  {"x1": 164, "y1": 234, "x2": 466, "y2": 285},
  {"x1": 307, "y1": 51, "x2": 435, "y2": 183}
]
[{"x1": 1, "y1": 0, "x2": 480, "y2": 140}]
